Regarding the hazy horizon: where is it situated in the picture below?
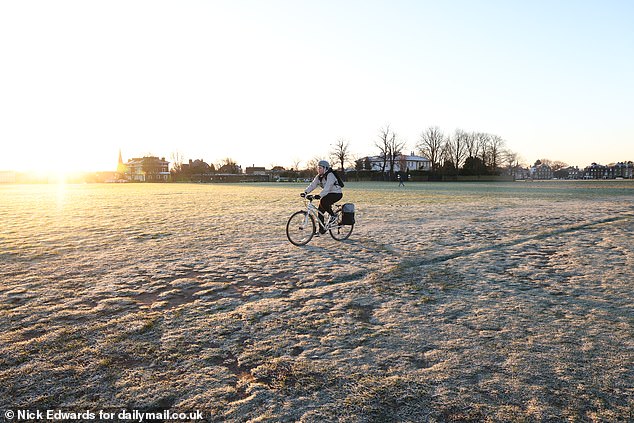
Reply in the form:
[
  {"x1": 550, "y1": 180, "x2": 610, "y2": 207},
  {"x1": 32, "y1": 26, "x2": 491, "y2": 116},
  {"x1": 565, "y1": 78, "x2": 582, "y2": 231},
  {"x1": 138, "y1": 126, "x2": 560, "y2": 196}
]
[
  {"x1": 0, "y1": 150, "x2": 634, "y2": 175},
  {"x1": 0, "y1": 147, "x2": 631, "y2": 175}
]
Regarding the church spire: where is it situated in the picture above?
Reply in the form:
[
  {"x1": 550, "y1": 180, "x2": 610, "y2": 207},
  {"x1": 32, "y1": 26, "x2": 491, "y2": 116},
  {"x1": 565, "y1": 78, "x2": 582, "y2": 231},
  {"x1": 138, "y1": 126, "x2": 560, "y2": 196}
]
[{"x1": 116, "y1": 149, "x2": 127, "y2": 178}]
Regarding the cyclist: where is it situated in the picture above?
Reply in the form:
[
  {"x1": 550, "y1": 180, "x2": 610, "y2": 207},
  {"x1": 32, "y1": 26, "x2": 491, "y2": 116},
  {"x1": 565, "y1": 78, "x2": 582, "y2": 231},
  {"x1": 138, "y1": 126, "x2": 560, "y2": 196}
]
[{"x1": 302, "y1": 160, "x2": 343, "y2": 234}]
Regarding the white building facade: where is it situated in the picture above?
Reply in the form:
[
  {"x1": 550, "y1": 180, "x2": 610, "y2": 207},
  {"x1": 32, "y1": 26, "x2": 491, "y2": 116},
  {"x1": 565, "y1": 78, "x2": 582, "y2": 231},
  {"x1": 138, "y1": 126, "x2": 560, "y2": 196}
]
[
  {"x1": 124, "y1": 157, "x2": 170, "y2": 182},
  {"x1": 365, "y1": 153, "x2": 431, "y2": 173}
]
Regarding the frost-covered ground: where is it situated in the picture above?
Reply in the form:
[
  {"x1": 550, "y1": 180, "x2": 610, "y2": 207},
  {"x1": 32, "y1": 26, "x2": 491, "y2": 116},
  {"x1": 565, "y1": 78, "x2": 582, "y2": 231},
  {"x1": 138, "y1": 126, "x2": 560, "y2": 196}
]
[{"x1": 1, "y1": 181, "x2": 633, "y2": 422}]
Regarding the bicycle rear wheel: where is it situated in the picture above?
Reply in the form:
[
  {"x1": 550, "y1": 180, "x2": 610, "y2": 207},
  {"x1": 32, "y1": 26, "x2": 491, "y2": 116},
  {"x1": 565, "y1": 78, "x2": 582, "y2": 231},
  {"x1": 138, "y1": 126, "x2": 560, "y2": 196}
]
[
  {"x1": 329, "y1": 215, "x2": 353, "y2": 241},
  {"x1": 286, "y1": 211, "x2": 316, "y2": 246}
]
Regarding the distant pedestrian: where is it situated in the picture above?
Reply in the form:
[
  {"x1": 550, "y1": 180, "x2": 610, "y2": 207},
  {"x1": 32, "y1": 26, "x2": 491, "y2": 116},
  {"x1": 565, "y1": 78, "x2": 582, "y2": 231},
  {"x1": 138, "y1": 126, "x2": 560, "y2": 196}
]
[{"x1": 397, "y1": 173, "x2": 405, "y2": 187}]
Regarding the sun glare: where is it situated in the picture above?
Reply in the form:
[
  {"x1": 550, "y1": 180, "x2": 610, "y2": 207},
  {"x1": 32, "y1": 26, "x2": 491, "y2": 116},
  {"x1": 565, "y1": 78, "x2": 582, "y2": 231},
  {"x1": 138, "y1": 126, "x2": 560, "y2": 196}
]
[{"x1": 14, "y1": 150, "x2": 113, "y2": 182}]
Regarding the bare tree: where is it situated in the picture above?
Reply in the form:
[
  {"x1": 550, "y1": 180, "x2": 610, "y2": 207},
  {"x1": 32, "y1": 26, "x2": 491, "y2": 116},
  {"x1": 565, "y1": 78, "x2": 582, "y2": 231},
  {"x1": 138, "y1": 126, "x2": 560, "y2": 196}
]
[
  {"x1": 506, "y1": 150, "x2": 528, "y2": 180},
  {"x1": 170, "y1": 151, "x2": 184, "y2": 172},
  {"x1": 538, "y1": 158, "x2": 552, "y2": 167},
  {"x1": 445, "y1": 129, "x2": 468, "y2": 172},
  {"x1": 503, "y1": 149, "x2": 519, "y2": 170},
  {"x1": 465, "y1": 132, "x2": 478, "y2": 159},
  {"x1": 305, "y1": 157, "x2": 321, "y2": 172},
  {"x1": 537, "y1": 159, "x2": 567, "y2": 171},
  {"x1": 387, "y1": 134, "x2": 406, "y2": 179},
  {"x1": 375, "y1": 125, "x2": 395, "y2": 174},
  {"x1": 218, "y1": 158, "x2": 241, "y2": 174},
  {"x1": 416, "y1": 126, "x2": 445, "y2": 171},
  {"x1": 487, "y1": 135, "x2": 505, "y2": 171},
  {"x1": 502, "y1": 149, "x2": 521, "y2": 178},
  {"x1": 474, "y1": 132, "x2": 491, "y2": 165},
  {"x1": 330, "y1": 138, "x2": 351, "y2": 172}
]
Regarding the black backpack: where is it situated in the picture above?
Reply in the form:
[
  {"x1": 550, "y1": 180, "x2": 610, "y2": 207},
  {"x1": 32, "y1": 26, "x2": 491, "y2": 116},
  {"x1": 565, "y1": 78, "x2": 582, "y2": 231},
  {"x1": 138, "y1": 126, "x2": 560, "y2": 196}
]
[{"x1": 323, "y1": 168, "x2": 345, "y2": 187}]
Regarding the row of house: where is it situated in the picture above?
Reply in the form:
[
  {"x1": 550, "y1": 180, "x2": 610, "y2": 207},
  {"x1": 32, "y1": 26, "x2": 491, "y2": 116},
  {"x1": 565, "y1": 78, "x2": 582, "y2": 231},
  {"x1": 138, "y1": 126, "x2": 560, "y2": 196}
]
[
  {"x1": 359, "y1": 155, "x2": 634, "y2": 180},
  {"x1": 524, "y1": 162, "x2": 634, "y2": 180},
  {"x1": 116, "y1": 153, "x2": 632, "y2": 182},
  {"x1": 362, "y1": 153, "x2": 432, "y2": 173},
  {"x1": 1, "y1": 151, "x2": 631, "y2": 183},
  {"x1": 583, "y1": 162, "x2": 634, "y2": 179},
  {"x1": 362, "y1": 156, "x2": 634, "y2": 180},
  {"x1": 120, "y1": 153, "x2": 433, "y2": 181}
]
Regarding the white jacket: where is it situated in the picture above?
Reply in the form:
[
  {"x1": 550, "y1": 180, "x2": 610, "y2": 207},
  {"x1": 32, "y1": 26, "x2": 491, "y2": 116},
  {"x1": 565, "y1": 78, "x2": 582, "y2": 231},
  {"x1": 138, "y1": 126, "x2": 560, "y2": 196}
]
[{"x1": 304, "y1": 171, "x2": 343, "y2": 197}]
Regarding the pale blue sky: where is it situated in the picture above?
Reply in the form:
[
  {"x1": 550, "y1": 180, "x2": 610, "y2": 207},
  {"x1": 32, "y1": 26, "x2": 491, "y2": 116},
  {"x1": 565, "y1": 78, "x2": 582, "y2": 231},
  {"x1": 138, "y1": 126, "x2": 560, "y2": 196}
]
[{"x1": 1, "y1": 0, "x2": 632, "y2": 172}]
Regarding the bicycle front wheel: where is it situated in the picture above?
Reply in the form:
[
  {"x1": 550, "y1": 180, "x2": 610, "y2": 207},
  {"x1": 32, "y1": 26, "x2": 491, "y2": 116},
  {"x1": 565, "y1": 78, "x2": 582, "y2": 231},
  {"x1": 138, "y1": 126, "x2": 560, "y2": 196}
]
[
  {"x1": 329, "y1": 218, "x2": 354, "y2": 241},
  {"x1": 286, "y1": 211, "x2": 316, "y2": 246}
]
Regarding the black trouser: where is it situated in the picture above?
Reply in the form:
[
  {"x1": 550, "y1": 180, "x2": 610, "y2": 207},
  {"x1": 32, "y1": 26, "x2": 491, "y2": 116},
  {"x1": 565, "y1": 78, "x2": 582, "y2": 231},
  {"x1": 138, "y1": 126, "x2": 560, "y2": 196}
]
[{"x1": 318, "y1": 193, "x2": 343, "y2": 232}]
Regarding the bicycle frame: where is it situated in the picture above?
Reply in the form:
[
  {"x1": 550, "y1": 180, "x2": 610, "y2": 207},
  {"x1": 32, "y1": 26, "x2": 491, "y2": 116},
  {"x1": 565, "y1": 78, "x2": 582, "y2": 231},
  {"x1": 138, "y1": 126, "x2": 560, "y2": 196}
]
[
  {"x1": 304, "y1": 199, "x2": 341, "y2": 231},
  {"x1": 286, "y1": 195, "x2": 353, "y2": 246}
]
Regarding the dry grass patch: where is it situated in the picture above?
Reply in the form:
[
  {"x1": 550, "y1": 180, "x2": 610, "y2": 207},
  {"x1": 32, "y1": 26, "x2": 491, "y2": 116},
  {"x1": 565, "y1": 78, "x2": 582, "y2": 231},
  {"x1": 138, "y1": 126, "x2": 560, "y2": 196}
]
[{"x1": 1, "y1": 182, "x2": 632, "y2": 421}]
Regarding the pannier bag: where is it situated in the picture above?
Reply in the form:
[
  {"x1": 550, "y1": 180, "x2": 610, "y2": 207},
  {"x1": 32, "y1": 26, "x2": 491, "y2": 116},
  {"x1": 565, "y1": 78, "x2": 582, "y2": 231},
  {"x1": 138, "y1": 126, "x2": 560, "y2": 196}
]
[{"x1": 341, "y1": 203, "x2": 355, "y2": 225}]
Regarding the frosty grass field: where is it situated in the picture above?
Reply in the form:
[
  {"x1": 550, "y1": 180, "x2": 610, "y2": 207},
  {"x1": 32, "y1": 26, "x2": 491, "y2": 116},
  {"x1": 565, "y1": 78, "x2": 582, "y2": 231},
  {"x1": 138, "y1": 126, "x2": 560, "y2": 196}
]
[{"x1": 1, "y1": 181, "x2": 633, "y2": 422}]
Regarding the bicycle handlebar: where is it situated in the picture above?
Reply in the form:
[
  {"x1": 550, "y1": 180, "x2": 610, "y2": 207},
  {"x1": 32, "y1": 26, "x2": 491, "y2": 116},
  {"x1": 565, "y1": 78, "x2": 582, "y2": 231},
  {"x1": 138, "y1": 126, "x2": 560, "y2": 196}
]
[{"x1": 300, "y1": 193, "x2": 320, "y2": 200}]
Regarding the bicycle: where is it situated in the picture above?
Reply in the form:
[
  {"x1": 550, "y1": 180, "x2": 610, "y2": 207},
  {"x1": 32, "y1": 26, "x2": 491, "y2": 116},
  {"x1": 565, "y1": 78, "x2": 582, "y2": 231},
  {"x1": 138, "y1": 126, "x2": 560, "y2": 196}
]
[{"x1": 286, "y1": 194, "x2": 354, "y2": 246}]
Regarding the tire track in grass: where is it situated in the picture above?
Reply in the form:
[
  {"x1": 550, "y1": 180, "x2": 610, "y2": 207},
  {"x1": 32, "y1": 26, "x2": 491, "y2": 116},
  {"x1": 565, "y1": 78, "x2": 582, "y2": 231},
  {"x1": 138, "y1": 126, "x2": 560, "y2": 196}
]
[
  {"x1": 270, "y1": 214, "x2": 632, "y2": 293},
  {"x1": 127, "y1": 215, "x2": 631, "y2": 310},
  {"x1": 314, "y1": 213, "x2": 633, "y2": 290},
  {"x1": 396, "y1": 214, "x2": 632, "y2": 269}
]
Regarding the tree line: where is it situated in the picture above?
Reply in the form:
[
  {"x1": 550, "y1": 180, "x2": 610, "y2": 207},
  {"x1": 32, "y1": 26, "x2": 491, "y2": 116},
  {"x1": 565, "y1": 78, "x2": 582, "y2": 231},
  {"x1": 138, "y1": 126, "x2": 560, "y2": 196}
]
[
  {"x1": 416, "y1": 126, "x2": 516, "y2": 177},
  {"x1": 168, "y1": 124, "x2": 520, "y2": 181},
  {"x1": 331, "y1": 125, "x2": 518, "y2": 180}
]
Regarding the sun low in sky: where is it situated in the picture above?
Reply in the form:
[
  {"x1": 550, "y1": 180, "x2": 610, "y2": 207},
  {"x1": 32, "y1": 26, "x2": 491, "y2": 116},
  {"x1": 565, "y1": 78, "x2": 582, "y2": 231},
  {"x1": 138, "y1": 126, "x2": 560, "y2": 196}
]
[{"x1": 1, "y1": 0, "x2": 633, "y2": 174}]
